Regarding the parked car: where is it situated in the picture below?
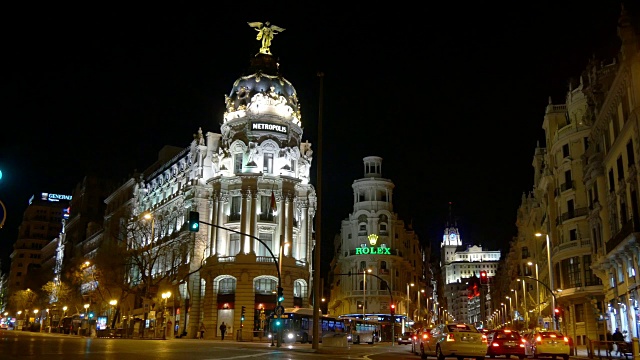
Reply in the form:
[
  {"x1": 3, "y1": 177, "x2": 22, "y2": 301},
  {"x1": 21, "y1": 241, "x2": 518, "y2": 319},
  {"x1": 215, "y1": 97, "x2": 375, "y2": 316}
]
[
  {"x1": 524, "y1": 330, "x2": 570, "y2": 360},
  {"x1": 486, "y1": 329, "x2": 526, "y2": 359},
  {"x1": 420, "y1": 323, "x2": 487, "y2": 360},
  {"x1": 397, "y1": 331, "x2": 413, "y2": 345}
]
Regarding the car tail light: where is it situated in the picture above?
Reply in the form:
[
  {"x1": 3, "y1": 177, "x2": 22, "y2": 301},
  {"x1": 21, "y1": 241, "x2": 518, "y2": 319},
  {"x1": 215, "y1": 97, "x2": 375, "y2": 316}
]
[
  {"x1": 482, "y1": 334, "x2": 488, "y2": 343},
  {"x1": 564, "y1": 336, "x2": 569, "y2": 343},
  {"x1": 447, "y1": 333, "x2": 456, "y2": 342},
  {"x1": 521, "y1": 338, "x2": 527, "y2": 344},
  {"x1": 423, "y1": 333, "x2": 429, "y2": 340},
  {"x1": 536, "y1": 336, "x2": 542, "y2": 343},
  {"x1": 413, "y1": 335, "x2": 417, "y2": 340},
  {"x1": 492, "y1": 342, "x2": 500, "y2": 347}
]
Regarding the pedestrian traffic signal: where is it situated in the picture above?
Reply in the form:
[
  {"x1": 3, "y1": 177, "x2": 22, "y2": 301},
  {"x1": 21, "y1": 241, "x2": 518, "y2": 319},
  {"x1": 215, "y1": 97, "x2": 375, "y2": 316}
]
[
  {"x1": 277, "y1": 287, "x2": 284, "y2": 302},
  {"x1": 188, "y1": 211, "x2": 199, "y2": 232},
  {"x1": 480, "y1": 270, "x2": 488, "y2": 284},
  {"x1": 390, "y1": 303, "x2": 395, "y2": 316},
  {"x1": 241, "y1": 306, "x2": 246, "y2": 321}
]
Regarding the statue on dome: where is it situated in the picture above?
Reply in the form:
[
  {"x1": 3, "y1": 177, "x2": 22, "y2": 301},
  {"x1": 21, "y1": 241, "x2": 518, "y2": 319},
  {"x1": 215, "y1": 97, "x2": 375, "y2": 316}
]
[{"x1": 248, "y1": 21, "x2": 285, "y2": 55}]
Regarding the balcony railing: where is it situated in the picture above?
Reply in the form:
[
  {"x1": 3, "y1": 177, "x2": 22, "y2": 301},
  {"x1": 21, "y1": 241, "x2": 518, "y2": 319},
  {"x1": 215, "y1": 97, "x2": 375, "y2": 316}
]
[{"x1": 606, "y1": 220, "x2": 636, "y2": 253}]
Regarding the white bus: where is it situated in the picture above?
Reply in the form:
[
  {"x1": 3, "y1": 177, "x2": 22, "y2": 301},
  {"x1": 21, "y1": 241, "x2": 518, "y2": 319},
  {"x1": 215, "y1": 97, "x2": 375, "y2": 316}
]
[
  {"x1": 340, "y1": 316, "x2": 381, "y2": 344},
  {"x1": 269, "y1": 307, "x2": 346, "y2": 343}
]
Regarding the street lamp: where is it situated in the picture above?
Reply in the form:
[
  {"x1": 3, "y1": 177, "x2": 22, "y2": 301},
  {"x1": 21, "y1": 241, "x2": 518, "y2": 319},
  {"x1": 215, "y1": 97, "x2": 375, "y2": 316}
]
[
  {"x1": 527, "y1": 261, "x2": 540, "y2": 317},
  {"x1": 535, "y1": 232, "x2": 556, "y2": 330},
  {"x1": 109, "y1": 300, "x2": 118, "y2": 329},
  {"x1": 161, "y1": 292, "x2": 171, "y2": 340},
  {"x1": 517, "y1": 278, "x2": 528, "y2": 326},
  {"x1": 363, "y1": 269, "x2": 371, "y2": 319},
  {"x1": 505, "y1": 296, "x2": 512, "y2": 323}
]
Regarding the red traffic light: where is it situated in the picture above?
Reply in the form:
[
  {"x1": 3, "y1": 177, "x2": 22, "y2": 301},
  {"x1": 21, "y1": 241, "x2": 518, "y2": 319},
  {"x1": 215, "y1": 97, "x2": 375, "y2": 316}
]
[
  {"x1": 480, "y1": 271, "x2": 487, "y2": 277},
  {"x1": 554, "y1": 308, "x2": 560, "y2": 314},
  {"x1": 390, "y1": 303, "x2": 396, "y2": 315}
]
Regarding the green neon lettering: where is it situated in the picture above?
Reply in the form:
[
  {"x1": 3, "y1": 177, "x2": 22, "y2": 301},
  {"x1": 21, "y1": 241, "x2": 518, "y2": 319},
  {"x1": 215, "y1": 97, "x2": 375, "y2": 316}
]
[
  {"x1": 362, "y1": 247, "x2": 370, "y2": 254},
  {"x1": 356, "y1": 248, "x2": 363, "y2": 255},
  {"x1": 383, "y1": 248, "x2": 391, "y2": 254}
]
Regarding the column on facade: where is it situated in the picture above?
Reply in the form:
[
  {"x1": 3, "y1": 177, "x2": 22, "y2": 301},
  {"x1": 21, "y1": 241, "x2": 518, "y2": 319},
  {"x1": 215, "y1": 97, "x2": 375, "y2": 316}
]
[
  {"x1": 249, "y1": 189, "x2": 257, "y2": 254},
  {"x1": 241, "y1": 190, "x2": 249, "y2": 254},
  {"x1": 210, "y1": 193, "x2": 221, "y2": 255},
  {"x1": 277, "y1": 190, "x2": 285, "y2": 255},
  {"x1": 216, "y1": 194, "x2": 228, "y2": 256},
  {"x1": 187, "y1": 273, "x2": 203, "y2": 339},
  {"x1": 286, "y1": 193, "x2": 294, "y2": 257},
  {"x1": 299, "y1": 201, "x2": 308, "y2": 263},
  {"x1": 202, "y1": 276, "x2": 215, "y2": 339},
  {"x1": 208, "y1": 196, "x2": 216, "y2": 258}
]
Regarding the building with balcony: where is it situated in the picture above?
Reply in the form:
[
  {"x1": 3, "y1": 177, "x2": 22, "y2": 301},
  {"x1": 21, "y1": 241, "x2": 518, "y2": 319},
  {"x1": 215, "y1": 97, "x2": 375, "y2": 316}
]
[
  {"x1": 327, "y1": 156, "x2": 429, "y2": 337},
  {"x1": 75, "y1": 35, "x2": 319, "y2": 340},
  {"x1": 509, "y1": 6, "x2": 638, "y2": 346},
  {"x1": 583, "y1": 6, "x2": 640, "y2": 342}
]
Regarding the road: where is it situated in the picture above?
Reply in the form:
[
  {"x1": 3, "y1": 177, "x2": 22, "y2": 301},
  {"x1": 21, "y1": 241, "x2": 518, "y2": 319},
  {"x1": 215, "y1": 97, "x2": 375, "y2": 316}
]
[{"x1": 0, "y1": 330, "x2": 420, "y2": 360}]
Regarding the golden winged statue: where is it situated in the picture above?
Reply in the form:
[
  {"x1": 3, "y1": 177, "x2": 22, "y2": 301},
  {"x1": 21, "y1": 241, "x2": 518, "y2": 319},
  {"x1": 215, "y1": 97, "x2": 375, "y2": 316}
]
[{"x1": 248, "y1": 21, "x2": 285, "y2": 55}]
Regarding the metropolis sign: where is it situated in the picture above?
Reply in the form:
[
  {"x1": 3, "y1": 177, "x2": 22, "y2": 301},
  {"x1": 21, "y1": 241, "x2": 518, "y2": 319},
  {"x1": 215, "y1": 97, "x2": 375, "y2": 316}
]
[{"x1": 251, "y1": 122, "x2": 288, "y2": 134}]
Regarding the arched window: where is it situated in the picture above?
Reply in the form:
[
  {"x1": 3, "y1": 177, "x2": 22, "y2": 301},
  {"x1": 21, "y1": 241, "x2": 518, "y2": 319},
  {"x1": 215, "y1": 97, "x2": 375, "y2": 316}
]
[
  {"x1": 218, "y1": 278, "x2": 236, "y2": 294},
  {"x1": 254, "y1": 278, "x2": 277, "y2": 294}
]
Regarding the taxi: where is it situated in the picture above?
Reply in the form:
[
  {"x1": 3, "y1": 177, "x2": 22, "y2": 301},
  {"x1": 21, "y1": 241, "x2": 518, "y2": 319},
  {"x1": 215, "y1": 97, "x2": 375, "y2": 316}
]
[
  {"x1": 524, "y1": 330, "x2": 570, "y2": 360},
  {"x1": 420, "y1": 323, "x2": 487, "y2": 360}
]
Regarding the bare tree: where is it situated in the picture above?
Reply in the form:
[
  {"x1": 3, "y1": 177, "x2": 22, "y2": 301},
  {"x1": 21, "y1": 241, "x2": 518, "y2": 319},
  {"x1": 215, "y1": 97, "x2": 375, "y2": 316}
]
[{"x1": 91, "y1": 207, "x2": 208, "y2": 335}]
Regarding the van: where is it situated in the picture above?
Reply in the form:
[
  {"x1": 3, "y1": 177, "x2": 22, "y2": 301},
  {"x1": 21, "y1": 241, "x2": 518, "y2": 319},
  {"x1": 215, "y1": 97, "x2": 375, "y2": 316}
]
[{"x1": 58, "y1": 315, "x2": 81, "y2": 334}]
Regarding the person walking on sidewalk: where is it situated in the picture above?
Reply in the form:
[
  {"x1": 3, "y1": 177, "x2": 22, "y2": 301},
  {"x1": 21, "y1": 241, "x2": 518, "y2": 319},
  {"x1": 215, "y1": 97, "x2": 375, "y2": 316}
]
[
  {"x1": 199, "y1": 322, "x2": 206, "y2": 339},
  {"x1": 219, "y1": 322, "x2": 227, "y2": 340}
]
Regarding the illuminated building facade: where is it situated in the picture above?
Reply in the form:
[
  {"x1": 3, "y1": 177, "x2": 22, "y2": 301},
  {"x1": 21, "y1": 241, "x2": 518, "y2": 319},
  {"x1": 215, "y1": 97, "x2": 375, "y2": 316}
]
[
  {"x1": 441, "y1": 215, "x2": 500, "y2": 326},
  {"x1": 328, "y1": 156, "x2": 428, "y2": 337}
]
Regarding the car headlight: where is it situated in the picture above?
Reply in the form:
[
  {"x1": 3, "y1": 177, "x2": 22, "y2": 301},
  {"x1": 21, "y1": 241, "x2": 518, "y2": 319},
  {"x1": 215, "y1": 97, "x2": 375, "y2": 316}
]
[{"x1": 287, "y1": 333, "x2": 294, "y2": 339}]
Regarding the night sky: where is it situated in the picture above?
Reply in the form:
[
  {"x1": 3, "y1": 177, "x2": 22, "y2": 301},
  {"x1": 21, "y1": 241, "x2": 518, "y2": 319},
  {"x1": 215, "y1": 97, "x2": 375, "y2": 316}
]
[{"x1": 1, "y1": 3, "x2": 636, "y2": 276}]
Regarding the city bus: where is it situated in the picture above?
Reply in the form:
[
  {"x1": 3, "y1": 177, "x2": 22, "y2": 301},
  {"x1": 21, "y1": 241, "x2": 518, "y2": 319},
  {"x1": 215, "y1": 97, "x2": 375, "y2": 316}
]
[
  {"x1": 339, "y1": 316, "x2": 381, "y2": 344},
  {"x1": 268, "y1": 307, "x2": 346, "y2": 343}
]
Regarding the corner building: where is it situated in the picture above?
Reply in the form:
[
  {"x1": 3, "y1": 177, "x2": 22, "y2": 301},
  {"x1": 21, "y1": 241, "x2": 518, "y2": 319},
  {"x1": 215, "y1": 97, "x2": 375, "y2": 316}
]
[
  {"x1": 198, "y1": 50, "x2": 317, "y2": 340},
  {"x1": 117, "y1": 45, "x2": 316, "y2": 339},
  {"x1": 328, "y1": 156, "x2": 427, "y2": 339}
]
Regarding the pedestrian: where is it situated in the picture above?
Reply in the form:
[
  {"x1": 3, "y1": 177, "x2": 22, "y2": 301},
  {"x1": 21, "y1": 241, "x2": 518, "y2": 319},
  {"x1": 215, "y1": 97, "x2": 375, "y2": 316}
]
[
  {"x1": 199, "y1": 322, "x2": 206, "y2": 339},
  {"x1": 606, "y1": 330, "x2": 613, "y2": 356},
  {"x1": 219, "y1": 322, "x2": 227, "y2": 340},
  {"x1": 613, "y1": 328, "x2": 625, "y2": 355}
]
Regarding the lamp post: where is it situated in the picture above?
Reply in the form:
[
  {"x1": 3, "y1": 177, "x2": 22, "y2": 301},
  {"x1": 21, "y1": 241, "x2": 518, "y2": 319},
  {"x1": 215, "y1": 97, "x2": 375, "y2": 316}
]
[
  {"x1": 45, "y1": 308, "x2": 50, "y2": 333},
  {"x1": 511, "y1": 289, "x2": 518, "y2": 324},
  {"x1": 363, "y1": 268, "x2": 371, "y2": 319},
  {"x1": 418, "y1": 289, "x2": 424, "y2": 322},
  {"x1": 109, "y1": 300, "x2": 118, "y2": 329},
  {"x1": 505, "y1": 296, "x2": 512, "y2": 324},
  {"x1": 406, "y1": 283, "x2": 414, "y2": 318},
  {"x1": 33, "y1": 309, "x2": 39, "y2": 331},
  {"x1": 535, "y1": 232, "x2": 556, "y2": 330},
  {"x1": 528, "y1": 261, "x2": 540, "y2": 318},
  {"x1": 518, "y1": 278, "x2": 527, "y2": 326},
  {"x1": 161, "y1": 292, "x2": 171, "y2": 340}
]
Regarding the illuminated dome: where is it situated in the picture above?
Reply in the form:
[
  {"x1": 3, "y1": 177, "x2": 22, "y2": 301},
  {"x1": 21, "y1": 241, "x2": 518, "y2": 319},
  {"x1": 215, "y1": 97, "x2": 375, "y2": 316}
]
[{"x1": 223, "y1": 53, "x2": 301, "y2": 126}]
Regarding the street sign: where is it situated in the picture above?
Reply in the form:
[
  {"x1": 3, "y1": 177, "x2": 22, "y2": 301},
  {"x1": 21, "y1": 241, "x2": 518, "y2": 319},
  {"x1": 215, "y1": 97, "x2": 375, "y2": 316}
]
[{"x1": 275, "y1": 305, "x2": 284, "y2": 316}]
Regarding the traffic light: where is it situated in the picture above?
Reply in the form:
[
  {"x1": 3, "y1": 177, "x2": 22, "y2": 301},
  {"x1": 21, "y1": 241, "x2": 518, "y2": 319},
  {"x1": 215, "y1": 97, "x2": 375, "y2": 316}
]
[
  {"x1": 554, "y1": 307, "x2": 561, "y2": 322},
  {"x1": 277, "y1": 286, "x2": 284, "y2": 302},
  {"x1": 390, "y1": 303, "x2": 396, "y2": 316},
  {"x1": 480, "y1": 270, "x2": 488, "y2": 284},
  {"x1": 88, "y1": 311, "x2": 94, "y2": 319},
  {"x1": 241, "y1": 306, "x2": 246, "y2": 321},
  {"x1": 188, "y1": 211, "x2": 200, "y2": 232}
]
